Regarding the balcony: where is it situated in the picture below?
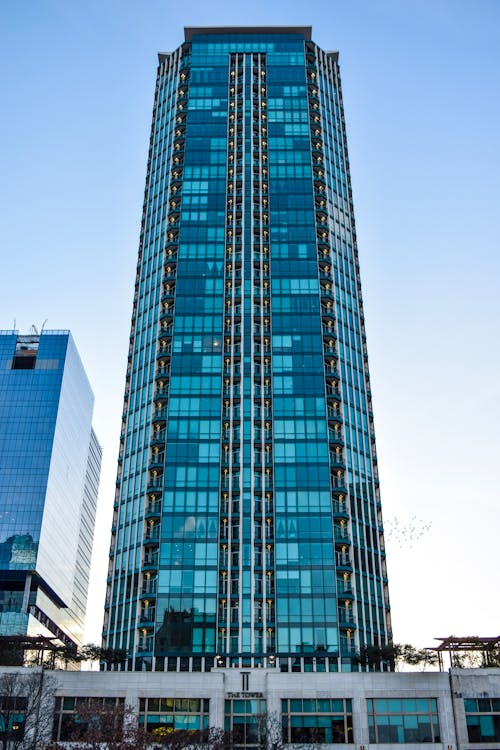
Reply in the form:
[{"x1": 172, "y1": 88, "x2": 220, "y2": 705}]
[
  {"x1": 324, "y1": 360, "x2": 340, "y2": 379},
  {"x1": 337, "y1": 585, "x2": 354, "y2": 600},
  {"x1": 148, "y1": 451, "x2": 164, "y2": 470},
  {"x1": 320, "y1": 287, "x2": 335, "y2": 303},
  {"x1": 329, "y1": 430, "x2": 344, "y2": 447},
  {"x1": 338, "y1": 608, "x2": 356, "y2": 629},
  {"x1": 335, "y1": 552, "x2": 352, "y2": 570},
  {"x1": 150, "y1": 429, "x2": 166, "y2": 447},
  {"x1": 156, "y1": 343, "x2": 172, "y2": 357},
  {"x1": 144, "y1": 529, "x2": 160, "y2": 546},
  {"x1": 141, "y1": 583, "x2": 157, "y2": 597},
  {"x1": 158, "y1": 328, "x2": 172, "y2": 344},
  {"x1": 327, "y1": 409, "x2": 342, "y2": 426},
  {"x1": 152, "y1": 407, "x2": 168, "y2": 425},
  {"x1": 138, "y1": 609, "x2": 156, "y2": 627},
  {"x1": 160, "y1": 307, "x2": 174, "y2": 322},
  {"x1": 322, "y1": 325, "x2": 336, "y2": 338},
  {"x1": 221, "y1": 453, "x2": 240, "y2": 468},
  {"x1": 332, "y1": 501, "x2": 349, "y2": 519},
  {"x1": 142, "y1": 554, "x2": 158, "y2": 571},
  {"x1": 332, "y1": 476, "x2": 347, "y2": 493},
  {"x1": 153, "y1": 387, "x2": 169, "y2": 403},
  {"x1": 326, "y1": 382, "x2": 342, "y2": 397},
  {"x1": 223, "y1": 386, "x2": 240, "y2": 398},
  {"x1": 137, "y1": 636, "x2": 154, "y2": 653},
  {"x1": 147, "y1": 476, "x2": 163, "y2": 493},
  {"x1": 334, "y1": 526, "x2": 350, "y2": 544},
  {"x1": 329, "y1": 452, "x2": 345, "y2": 470},
  {"x1": 161, "y1": 289, "x2": 175, "y2": 305},
  {"x1": 146, "y1": 501, "x2": 162, "y2": 520},
  {"x1": 340, "y1": 641, "x2": 357, "y2": 656}
]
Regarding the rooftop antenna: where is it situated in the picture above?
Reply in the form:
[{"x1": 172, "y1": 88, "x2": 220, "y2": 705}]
[
  {"x1": 40, "y1": 319, "x2": 48, "y2": 333},
  {"x1": 13, "y1": 319, "x2": 16, "y2": 330},
  {"x1": 30, "y1": 324, "x2": 39, "y2": 335}
]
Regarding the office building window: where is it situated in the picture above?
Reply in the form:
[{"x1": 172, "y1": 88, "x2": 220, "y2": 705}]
[
  {"x1": 52, "y1": 697, "x2": 124, "y2": 741},
  {"x1": 367, "y1": 698, "x2": 440, "y2": 743},
  {"x1": 0, "y1": 695, "x2": 27, "y2": 741},
  {"x1": 225, "y1": 698, "x2": 266, "y2": 750},
  {"x1": 281, "y1": 698, "x2": 353, "y2": 743},
  {"x1": 464, "y1": 698, "x2": 500, "y2": 743},
  {"x1": 138, "y1": 698, "x2": 209, "y2": 734}
]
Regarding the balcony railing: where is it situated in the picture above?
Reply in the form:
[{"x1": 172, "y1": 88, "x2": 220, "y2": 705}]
[
  {"x1": 137, "y1": 637, "x2": 154, "y2": 653},
  {"x1": 338, "y1": 608, "x2": 356, "y2": 627},
  {"x1": 152, "y1": 407, "x2": 168, "y2": 422},
  {"x1": 147, "y1": 477, "x2": 163, "y2": 492},
  {"x1": 334, "y1": 527, "x2": 350, "y2": 542},
  {"x1": 146, "y1": 501, "x2": 161, "y2": 517}
]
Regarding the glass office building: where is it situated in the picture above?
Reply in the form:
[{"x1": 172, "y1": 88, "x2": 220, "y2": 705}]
[
  {"x1": 104, "y1": 26, "x2": 391, "y2": 673},
  {"x1": 0, "y1": 330, "x2": 101, "y2": 647}
]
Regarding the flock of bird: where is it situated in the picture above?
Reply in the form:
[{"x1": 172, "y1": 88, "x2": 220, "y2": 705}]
[{"x1": 384, "y1": 514, "x2": 433, "y2": 548}]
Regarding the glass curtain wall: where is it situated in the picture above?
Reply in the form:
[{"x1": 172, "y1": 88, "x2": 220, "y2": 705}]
[{"x1": 104, "y1": 28, "x2": 391, "y2": 673}]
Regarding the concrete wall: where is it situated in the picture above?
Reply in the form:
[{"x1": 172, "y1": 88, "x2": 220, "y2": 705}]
[{"x1": 0, "y1": 665, "x2": 499, "y2": 748}]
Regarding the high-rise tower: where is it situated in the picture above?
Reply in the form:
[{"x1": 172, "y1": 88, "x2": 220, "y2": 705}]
[
  {"x1": 0, "y1": 329, "x2": 101, "y2": 647},
  {"x1": 104, "y1": 26, "x2": 391, "y2": 673}
]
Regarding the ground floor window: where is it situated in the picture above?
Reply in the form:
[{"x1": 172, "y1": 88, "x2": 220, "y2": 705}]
[
  {"x1": 281, "y1": 698, "x2": 353, "y2": 744},
  {"x1": 52, "y1": 697, "x2": 124, "y2": 741},
  {"x1": 225, "y1": 698, "x2": 266, "y2": 750},
  {"x1": 138, "y1": 698, "x2": 209, "y2": 736},
  {"x1": 0, "y1": 696, "x2": 27, "y2": 741},
  {"x1": 464, "y1": 698, "x2": 500, "y2": 743},
  {"x1": 367, "y1": 697, "x2": 440, "y2": 743}
]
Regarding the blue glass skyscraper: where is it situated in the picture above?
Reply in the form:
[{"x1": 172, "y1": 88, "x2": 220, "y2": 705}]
[
  {"x1": 0, "y1": 330, "x2": 101, "y2": 647},
  {"x1": 104, "y1": 26, "x2": 391, "y2": 673}
]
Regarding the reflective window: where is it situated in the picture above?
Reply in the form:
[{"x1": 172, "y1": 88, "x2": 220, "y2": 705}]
[
  {"x1": 281, "y1": 698, "x2": 353, "y2": 743},
  {"x1": 464, "y1": 697, "x2": 500, "y2": 743},
  {"x1": 138, "y1": 697, "x2": 209, "y2": 734},
  {"x1": 367, "y1": 698, "x2": 440, "y2": 743}
]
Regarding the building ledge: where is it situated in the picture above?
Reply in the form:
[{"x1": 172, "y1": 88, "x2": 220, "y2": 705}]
[{"x1": 184, "y1": 26, "x2": 312, "y2": 41}]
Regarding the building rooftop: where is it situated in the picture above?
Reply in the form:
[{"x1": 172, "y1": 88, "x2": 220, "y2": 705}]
[{"x1": 184, "y1": 26, "x2": 312, "y2": 41}]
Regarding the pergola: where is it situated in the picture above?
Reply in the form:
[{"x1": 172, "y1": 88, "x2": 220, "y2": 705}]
[
  {"x1": 427, "y1": 635, "x2": 500, "y2": 670},
  {"x1": 0, "y1": 635, "x2": 68, "y2": 668}
]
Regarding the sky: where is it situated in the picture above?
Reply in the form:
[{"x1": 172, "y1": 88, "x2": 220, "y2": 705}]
[{"x1": 1, "y1": 0, "x2": 499, "y2": 652}]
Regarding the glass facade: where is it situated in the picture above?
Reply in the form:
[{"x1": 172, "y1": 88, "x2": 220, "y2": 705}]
[
  {"x1": 104, "y1": 26, "x2": 391, "y2": 672},
  {"x1": 281, "y1": 698, "x2": 353, "y2": 744},
  {"x1": 464, "y1": 697, "x2": 500, "y2": 743},
  {"x1": 52, "y1": 697, "x2": 125, "y2": 741},
  {"x1": 0, "y1": 330, "x2": 101, "y2": 646},
  {"x1": 367, "y1": 698, "x2": 441, "y2": 744},
  {"x1": 138, "y1": 697, "x2": 210, "y2": 734}
]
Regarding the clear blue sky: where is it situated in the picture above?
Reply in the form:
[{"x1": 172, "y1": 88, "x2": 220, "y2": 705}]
[{"x1": 1, "y1": 0, "x2": 499, "y2": 648}]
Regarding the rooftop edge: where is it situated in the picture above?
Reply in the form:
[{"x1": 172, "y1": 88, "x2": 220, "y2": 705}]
[{"x1": 184, "y1": 26, "x2": 312, "y2": 41}]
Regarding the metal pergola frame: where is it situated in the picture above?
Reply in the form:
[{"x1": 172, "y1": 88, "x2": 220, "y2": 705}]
[{"x1": 427, "y1": 635, "x2": 500, "y2": 670}]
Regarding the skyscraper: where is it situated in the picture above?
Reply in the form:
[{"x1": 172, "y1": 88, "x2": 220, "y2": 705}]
[
  {"x1": 104, "y1": 26, "x2": 391, "y2": 674},
  {"x1": 0, "y1": 329, "x2": 101, "y2": 647}
]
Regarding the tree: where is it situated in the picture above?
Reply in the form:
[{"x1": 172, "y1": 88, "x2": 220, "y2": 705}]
[
  {"x1": 47, "y1": 699, "x2": 263, "y2": 750},
  {"x1": 0, "y1": 637, "x2": 127, "y2": 671},
  {"x1": 452, "y1": 648, "x2": 500, "y2": 669},
  {"x1": 353, "y1": 643, "x2": 438, "y2": 671},
  {"x1": 48, "y1": 699, "x2": 151, "y2": 750},
  {"x1": 395, "y1": 644, "x2": 438, "y2": 671},
  {"x1": 0, "y1": 670, "x2": 55, "y2": 750},
  {"x1": 353, "y1": 643, "x2": 398, "y2": 671}
]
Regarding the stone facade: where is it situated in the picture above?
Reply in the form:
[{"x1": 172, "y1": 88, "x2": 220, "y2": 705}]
[{"x1": 0, "y1": 665, "x2": 498, "y2": 748}]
